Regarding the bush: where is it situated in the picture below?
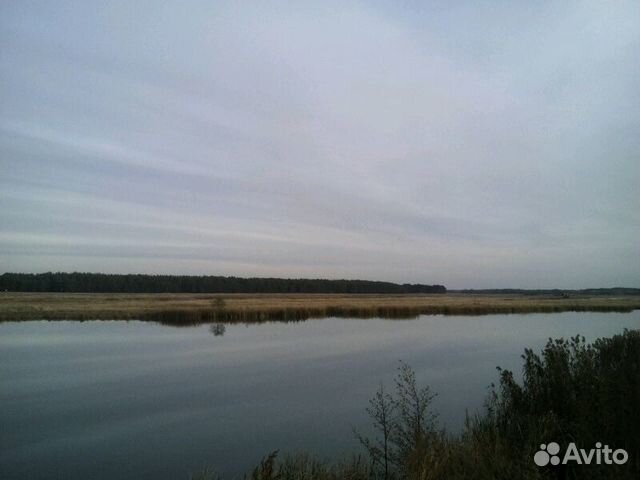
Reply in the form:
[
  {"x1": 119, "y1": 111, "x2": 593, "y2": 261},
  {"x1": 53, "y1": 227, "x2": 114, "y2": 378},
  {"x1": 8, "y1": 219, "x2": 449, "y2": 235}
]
[{"x1": 196, "y1": 329, "x2": 640, "y2": 480}]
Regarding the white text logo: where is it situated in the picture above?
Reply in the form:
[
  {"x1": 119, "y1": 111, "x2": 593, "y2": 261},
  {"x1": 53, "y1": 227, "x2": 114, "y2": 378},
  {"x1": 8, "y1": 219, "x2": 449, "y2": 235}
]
[{"x1": 534, "y1": 442, "x2": 628, "y2": 466}]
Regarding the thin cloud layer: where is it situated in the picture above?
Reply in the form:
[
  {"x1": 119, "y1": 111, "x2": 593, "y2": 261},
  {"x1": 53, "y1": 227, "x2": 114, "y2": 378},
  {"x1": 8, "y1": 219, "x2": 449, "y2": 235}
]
[{"x1": 1, "y1": 1, "x2": 639, "y2": 288}]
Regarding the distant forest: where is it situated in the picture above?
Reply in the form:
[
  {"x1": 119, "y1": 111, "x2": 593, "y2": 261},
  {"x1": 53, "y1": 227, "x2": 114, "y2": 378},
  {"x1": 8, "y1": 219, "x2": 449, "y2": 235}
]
[
  {"x1": 0, "y1": 272, "x2": 447, "y2": 294},
  {"x1": 454, "y1": 288, "x2": 640, "y2": 295}
]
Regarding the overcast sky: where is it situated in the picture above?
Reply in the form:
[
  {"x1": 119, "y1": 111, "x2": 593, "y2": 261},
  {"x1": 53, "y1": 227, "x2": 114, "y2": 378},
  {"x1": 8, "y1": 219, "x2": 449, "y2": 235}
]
[{"x1": 1, "y1": 1, "x2": 639, "y2": 288}]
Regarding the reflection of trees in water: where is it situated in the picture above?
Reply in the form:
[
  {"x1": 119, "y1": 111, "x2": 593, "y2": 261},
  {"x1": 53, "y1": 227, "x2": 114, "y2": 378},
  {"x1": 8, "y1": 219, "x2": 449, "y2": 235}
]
[{"x1": 210, "y1": 323, "x2": 226, "y2": 336}]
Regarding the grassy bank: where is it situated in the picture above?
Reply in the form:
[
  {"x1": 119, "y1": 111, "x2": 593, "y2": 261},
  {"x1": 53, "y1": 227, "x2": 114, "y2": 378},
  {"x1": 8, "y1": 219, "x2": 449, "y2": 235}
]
[
  {"x1": 196, "y1": 329, "x2": 640, "y2": 480},
  {"x1": 1, "y1": 292, "x2": 639, "y2": 323}
]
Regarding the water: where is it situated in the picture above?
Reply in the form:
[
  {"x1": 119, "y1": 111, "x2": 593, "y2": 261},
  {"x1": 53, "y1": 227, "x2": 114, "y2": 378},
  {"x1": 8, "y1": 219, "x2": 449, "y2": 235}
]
[{"x1": 1, "y1": 312, "x2": 639, "y2": 479}]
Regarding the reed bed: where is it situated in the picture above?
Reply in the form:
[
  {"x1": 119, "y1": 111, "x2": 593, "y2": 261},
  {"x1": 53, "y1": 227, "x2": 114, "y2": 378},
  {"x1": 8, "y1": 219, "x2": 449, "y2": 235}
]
[{"x1": 1, "y1": 292, "x2": 639, "y2": 323}]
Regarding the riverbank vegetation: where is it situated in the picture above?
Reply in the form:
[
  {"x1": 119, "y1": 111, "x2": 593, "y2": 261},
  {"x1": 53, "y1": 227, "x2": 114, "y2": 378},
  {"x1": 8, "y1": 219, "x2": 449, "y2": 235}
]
[
  {"x1": 1, "y1": 292, "x2": 639, "y2": 323},
  {"x1": 195, "y1": 329, "x2": 640, "y2": 479}
]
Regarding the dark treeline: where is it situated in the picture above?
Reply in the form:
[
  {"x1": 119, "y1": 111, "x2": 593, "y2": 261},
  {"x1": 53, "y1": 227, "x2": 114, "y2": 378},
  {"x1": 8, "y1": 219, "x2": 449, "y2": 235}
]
[
  {"x1": 454, "y1": 287, "x2": 640, "y2": 296},
  {"x1": 0, "y1": 272, "x2": 446, "y2": 294}
]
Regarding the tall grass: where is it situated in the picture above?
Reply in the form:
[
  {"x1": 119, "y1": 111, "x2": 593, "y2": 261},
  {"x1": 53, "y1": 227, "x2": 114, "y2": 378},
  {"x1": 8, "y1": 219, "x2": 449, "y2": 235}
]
[{"x1": 1, "y1": 292, "x2": 639, "y2": 323}]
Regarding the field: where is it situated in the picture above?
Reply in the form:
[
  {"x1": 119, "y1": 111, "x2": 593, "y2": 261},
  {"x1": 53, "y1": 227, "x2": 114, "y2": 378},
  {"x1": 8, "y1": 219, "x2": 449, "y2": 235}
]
[{"x1": 1, "y1": 292, "x2": 639, "y2": 324}]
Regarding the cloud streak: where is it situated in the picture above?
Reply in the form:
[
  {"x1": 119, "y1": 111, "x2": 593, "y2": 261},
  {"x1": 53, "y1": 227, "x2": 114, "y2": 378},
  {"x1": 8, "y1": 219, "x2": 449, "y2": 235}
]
[{"x1": 1, "y1": 0, "x2": 639, "y2": 288}]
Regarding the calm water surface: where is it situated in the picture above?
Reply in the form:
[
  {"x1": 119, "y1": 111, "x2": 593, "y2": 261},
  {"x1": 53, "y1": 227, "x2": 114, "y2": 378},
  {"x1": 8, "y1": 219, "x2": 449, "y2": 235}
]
[{"x1": 1, "y1": 312, "x2": 639, "y2": 479}]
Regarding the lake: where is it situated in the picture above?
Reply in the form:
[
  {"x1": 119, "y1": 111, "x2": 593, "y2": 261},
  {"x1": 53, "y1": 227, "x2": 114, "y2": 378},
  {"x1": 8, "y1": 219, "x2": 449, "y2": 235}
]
[{"x1": 1, "y1": 312, "x2": 639, "y2": 479}]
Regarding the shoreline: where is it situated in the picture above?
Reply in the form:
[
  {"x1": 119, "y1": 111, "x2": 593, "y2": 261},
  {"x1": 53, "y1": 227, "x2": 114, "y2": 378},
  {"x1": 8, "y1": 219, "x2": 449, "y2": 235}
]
[{"x1": 2, "y1": 292, "x2": 639, "y2": 324}]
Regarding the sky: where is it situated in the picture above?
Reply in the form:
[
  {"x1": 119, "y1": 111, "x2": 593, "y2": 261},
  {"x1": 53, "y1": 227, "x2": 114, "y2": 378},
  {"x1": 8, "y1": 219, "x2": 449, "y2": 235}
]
[{"x1": 1, "y1": 1, "x2": 639, "y2": 289}]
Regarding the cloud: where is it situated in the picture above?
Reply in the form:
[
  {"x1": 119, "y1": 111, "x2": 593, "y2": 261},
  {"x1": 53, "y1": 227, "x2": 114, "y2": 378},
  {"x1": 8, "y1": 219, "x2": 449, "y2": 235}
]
[{"x1": 1, "y1": 0, "x2": 639, "y2": 287}]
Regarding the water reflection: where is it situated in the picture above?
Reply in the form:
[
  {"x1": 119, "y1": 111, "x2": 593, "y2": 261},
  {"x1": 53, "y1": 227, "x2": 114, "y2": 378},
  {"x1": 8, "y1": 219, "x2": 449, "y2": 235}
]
[
  {"x1": 0, "y1": 312, "x2": 638, "y2": 480},
  {"x1": 209, "y1": 323, "x2": 226, "y2": 336}
]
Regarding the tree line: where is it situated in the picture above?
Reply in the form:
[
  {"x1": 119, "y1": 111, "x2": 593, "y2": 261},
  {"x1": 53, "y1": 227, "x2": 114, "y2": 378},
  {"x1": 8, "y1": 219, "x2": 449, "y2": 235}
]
[
  {"x1": 0, "y1": 272, "x2": 446, "y2": 294},
  {"x1": 455, "y1": 288, "x2": 640, "y2": 296}
]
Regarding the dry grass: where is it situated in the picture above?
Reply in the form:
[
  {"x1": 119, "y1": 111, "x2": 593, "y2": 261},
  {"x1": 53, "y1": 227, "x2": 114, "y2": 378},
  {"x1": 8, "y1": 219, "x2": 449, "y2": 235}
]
[{"x1": 1, "y1": 292, "x2": 639, "y2": 324}]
